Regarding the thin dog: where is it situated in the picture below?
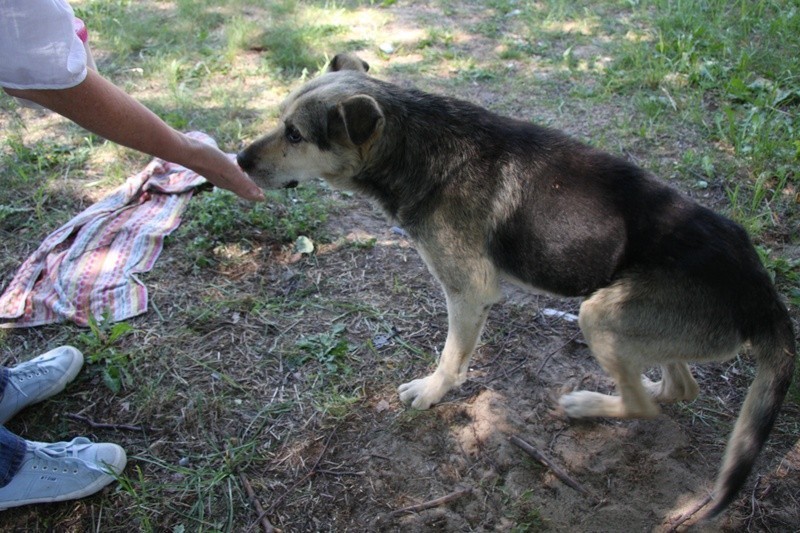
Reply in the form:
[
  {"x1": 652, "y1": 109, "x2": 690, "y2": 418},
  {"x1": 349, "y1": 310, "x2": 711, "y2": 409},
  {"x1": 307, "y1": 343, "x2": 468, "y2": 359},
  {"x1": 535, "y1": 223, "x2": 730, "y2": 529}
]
[{"x1": 237, "y1": 53, "x2": 796, "y2": 519}]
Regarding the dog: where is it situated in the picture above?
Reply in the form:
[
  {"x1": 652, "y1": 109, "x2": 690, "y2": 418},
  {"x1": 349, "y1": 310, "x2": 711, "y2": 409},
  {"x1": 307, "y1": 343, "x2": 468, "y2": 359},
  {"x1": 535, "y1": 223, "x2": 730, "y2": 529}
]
[{"x1": 237, "y1": 53, "x2": 796, "y2": 519}]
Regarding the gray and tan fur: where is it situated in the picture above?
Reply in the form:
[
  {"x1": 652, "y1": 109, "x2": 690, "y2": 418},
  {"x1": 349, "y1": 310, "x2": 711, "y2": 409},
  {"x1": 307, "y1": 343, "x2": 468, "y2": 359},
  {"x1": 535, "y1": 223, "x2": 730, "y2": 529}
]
[{"x1": 237, "y1": 53, "x2": 796, "y2": 519}]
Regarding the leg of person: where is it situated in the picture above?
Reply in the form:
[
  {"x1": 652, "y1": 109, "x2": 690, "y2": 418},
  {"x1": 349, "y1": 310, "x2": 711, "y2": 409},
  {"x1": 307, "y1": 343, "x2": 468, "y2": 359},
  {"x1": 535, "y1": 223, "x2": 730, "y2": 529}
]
[
  {"x1": 0, "y1": 346, "x2": 126, "y2": 509},
  {"x1": 0, "y1": 426, "x2": 27, "y2": 489},
  {"x1": 0, "y1": 431, "x2": 127, "y2": 510},
  {"x1": 0, "y1": 346, "x2": 84, "y2": 424}
]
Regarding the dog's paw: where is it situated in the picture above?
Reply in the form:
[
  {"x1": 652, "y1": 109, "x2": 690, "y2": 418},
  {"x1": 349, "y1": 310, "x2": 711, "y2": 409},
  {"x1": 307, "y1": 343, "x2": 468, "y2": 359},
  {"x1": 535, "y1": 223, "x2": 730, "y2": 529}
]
[
  {"x1": 559, "y1": 390, "x2": 600, "y2": 418},
  {"x1": 560, "y1": 390, "x2": 659, "y2": 419},
  {"x1": 398, "y1": 373, "x2": 451, "y2": 410}
]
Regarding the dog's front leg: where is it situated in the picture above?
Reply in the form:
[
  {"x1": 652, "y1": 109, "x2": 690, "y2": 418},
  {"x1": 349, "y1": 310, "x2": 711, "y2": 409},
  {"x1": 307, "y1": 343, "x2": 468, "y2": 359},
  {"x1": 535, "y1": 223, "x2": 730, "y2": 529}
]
[{"x1": 399, "y1": 285, "x2": 498, "y2": 409}]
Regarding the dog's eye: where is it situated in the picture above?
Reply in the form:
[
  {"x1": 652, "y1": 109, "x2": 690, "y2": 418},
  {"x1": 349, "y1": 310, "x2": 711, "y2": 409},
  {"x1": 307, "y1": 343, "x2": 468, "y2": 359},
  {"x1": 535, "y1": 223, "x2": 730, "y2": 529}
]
[{"x1": 285, "y1": 125, "x2": 303, "y2": 144}]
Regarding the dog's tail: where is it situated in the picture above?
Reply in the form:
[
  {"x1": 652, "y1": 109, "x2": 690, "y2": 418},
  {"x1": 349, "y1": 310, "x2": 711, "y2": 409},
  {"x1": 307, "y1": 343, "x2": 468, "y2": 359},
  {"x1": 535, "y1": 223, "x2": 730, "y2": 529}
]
[{"x1": 704, "y1": 308, "x2": 796, "y2": 519}]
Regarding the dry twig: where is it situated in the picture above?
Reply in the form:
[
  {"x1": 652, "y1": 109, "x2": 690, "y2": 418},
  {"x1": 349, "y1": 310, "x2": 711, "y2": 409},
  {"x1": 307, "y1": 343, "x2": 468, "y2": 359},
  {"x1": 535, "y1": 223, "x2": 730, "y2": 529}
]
[
  {"x1": 239, "y1": 471, "x2": 275, "y2": 533},
  {"x1": 509, "y1": 435, "x2": 601, "y2": 505},
  {"x1": 225, "y1": 443, "x2": 276, "y2": 533},
  {"x1": 65, "y1": 413, "x2": 145, "y2": 432},
  {"x1": 663, "y1": 493, "x2": 713, "y2": 532},
  {"x1": 390, "y1": 487, "x2": 473, "y2": 517}
]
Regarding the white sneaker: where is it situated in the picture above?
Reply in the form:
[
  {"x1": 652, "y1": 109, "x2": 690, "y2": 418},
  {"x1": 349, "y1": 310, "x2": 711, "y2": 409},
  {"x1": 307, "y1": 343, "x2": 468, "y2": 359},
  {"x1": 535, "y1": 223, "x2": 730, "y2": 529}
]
[
  {"x1": 0, "y1": 437, "x2": 127, "y2": 510},
  {"x1": 0, "y1": 346, "x2": 84, "y2": 424}
]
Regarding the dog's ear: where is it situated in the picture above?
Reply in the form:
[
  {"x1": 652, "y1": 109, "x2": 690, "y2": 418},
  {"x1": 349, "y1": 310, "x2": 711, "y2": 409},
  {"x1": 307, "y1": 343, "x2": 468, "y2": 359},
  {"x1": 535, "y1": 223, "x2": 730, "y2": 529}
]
[
  {"x1": 329, "y1": 95, "x2": 384, "y2": 146},
  {"x1": 328, "y1": 53, "x2": 369, "y2": 73}
]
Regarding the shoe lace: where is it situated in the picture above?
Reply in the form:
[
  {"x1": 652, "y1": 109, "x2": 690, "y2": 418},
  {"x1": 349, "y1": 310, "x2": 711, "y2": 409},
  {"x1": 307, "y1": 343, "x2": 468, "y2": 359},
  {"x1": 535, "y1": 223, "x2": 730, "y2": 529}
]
[
  {"x1": 29, "y1": 438, "x2": 104, "y2": 474},
  {"x1": 7, "y1": 376, "x2": 31, "y2": 401},
  {"x1": 7, "y1": 364, "x2": 52, "y2": 398}
]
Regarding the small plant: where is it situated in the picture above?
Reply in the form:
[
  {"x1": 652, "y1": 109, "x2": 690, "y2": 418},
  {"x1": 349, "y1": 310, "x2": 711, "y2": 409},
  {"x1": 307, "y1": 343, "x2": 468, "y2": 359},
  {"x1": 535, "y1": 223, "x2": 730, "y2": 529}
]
[
  {"x1": 418, "y1": 28, "x2": 455, "y2": 49},
  {"x1": 456, "y1": 60, "x2": 497, "y2": 82},
  {"x1": 76, "y1": 311, "x2": 134, "y2": 393},
  {"x1": 293, "y1": 323, "x2": 352, "y2": 375},
  {"x1": 113, "y1": 465, "x2": 154, "y2": 531}
]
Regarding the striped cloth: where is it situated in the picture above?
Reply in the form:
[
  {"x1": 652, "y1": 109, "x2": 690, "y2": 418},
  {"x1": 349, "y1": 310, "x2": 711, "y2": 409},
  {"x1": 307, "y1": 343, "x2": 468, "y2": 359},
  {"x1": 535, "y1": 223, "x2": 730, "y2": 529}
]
[{"x1": 0, "y1": 131, "x2": 215, "y2": 328}]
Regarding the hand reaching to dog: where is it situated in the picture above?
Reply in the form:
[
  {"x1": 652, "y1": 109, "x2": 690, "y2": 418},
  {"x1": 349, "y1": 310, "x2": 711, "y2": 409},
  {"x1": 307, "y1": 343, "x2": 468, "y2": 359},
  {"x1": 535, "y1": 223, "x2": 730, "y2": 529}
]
[
  {"x1": 4, "y1": 70, "x2": 265, "y2": 202},
  {"x1": 178, "y1": 134, "x2": 265, "y2": 201}
]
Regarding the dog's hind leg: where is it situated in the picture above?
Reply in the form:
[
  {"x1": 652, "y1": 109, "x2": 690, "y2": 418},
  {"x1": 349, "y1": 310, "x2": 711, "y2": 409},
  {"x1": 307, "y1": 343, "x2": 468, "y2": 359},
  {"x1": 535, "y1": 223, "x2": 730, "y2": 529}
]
[
  {"x1": 560, "y1": 273, "x2": 739, "y2": 419},
  {"x1": 642, "y1": 363, "x2": 700, "y2": 403},
  {"x1": 559, "y1": 326, "x2": 661, "y2": 419},
  {"x1": 560, "y1": 281, "x2": 664, "y2": 419},
  {"x1": 398, "y1": 276, "x2": 500, "y2": 410}
]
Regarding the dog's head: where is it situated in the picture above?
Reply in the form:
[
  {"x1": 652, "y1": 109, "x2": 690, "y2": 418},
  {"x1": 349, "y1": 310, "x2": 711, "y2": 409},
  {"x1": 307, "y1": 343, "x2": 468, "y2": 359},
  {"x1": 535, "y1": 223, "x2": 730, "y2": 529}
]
[{"x1": 237, "y1": 53, "x2": 385, "y2": 191}]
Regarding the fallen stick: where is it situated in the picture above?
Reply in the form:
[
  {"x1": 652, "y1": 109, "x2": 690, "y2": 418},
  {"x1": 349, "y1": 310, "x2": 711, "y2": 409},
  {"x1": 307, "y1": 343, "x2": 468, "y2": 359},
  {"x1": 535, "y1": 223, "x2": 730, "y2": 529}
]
[
  {"x1": 664, "y1": 493, "x2": 713, "y2": 532},
  {"x1": 239, "y1": 471, "x2": 275, "y2": 533},
  {"x1": 391, "y1": 487, "x2": 473, "y2": 517},
  {"x1": 509, "y1": 435, "x2": 600, "y2": 505},
  {"x1": 65, "y1": 413, "x2": 145, "y2": 432}
]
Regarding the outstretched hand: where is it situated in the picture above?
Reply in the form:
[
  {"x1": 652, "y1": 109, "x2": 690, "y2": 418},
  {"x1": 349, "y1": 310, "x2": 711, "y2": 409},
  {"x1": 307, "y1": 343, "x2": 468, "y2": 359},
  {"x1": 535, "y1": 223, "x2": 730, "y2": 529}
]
[
  {"x1": 181, "y1": 135, "x2": 265, "y2": 202},
  {"x1": 4, "y1": 70, "x2": 266, "y2": 202}
]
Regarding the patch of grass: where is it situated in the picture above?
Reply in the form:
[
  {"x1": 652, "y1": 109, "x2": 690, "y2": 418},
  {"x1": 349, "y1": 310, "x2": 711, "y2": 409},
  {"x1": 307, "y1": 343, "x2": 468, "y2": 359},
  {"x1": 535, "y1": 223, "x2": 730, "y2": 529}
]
[
  {"x1": 756, "y1": 247, "x2": 800, "y2": 307},
  {"x1": 456, "y1": 60, "x2": 499, "y2": 82},
  {"x1": 176, "y1": 185, "x2": 330, "y2": 268},
  {"x1": 115, "y1": 438, "x2": 260, "y2": 531},
  {"x1": 257, "y1": 22, "x2": 346, "y2": 76},
  {"x1": 605, "y1": 0, "x2": 799, "y2": 236},
  {"x1": 220, "y1": 2, "x2": 375, "y2": 78},
  {"x1": 499, "y1": 487, "x2": 549, "y2": 531},
  {"x1": 0, "y1": 132, "x2": 99, "y2": 238},
  {"x1": 77, "y1": 0, "x2": 226, "y2": 69},
  {"x1": 417, "y1": 28, "x2": 456, "y2": 50},
  {"x1": 498, "y1": 38, "x2": 537, "y2": 61},
  {"x1": 3, "y1": 135, "x2": 90, "y2": 176},
  {"x1": 312, "y1": 386, "x2": 362, "y2": 419}
]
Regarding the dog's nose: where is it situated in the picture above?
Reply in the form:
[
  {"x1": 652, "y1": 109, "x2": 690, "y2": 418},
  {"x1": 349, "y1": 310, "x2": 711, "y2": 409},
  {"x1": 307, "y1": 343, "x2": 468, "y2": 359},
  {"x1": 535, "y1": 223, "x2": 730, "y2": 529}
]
[{"x1": 236, "y1": 150, "x2": 254, "y2": 172}]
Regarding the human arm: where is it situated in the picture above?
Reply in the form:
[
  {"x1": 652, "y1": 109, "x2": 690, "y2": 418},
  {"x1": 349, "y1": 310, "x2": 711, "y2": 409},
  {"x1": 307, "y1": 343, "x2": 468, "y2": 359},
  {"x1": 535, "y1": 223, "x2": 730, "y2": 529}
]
[{"x1": 4, "y1": 69, "x2": 265, "y2": 201}]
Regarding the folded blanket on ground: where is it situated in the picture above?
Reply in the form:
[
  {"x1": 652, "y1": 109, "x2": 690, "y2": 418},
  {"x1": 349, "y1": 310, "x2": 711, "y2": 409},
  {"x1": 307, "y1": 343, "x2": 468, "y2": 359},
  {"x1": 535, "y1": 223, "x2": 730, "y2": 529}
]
[{"x1": 0, "y1": 131, "x2": 215, "y2": 328}]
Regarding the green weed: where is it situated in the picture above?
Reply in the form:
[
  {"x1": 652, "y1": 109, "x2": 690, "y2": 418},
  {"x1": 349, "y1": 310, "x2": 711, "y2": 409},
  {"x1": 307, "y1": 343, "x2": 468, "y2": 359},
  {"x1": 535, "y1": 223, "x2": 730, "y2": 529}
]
[
  {"x1": 293, "y1": 323, "x2": 352, "y2": 375},
  {"x1": 76, "y1": 311, "x2": 134, "y2": 393},
  {"x1": 114, "y1": 465, "x2": 155, "y2": 531},
  {"x1": 417, "y1": 28, "x2": 456, "y2": 49},
  {"x1": 346, "y1": 236, "x2": 377, "y2": 250}
]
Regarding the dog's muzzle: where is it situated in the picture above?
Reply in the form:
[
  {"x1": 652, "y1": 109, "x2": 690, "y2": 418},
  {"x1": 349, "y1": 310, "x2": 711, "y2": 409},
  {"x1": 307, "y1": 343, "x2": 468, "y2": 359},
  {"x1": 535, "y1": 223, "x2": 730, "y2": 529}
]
[{"x1": 236, "y1": 151, "x2": 255, "y2": 172}]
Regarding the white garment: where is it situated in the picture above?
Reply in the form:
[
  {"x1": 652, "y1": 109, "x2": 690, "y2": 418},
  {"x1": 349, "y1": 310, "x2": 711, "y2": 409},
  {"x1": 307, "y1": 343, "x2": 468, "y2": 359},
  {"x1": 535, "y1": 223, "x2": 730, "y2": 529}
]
[{"x1": 0, "y1": 0, "x2": 87, "y2": 90}]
